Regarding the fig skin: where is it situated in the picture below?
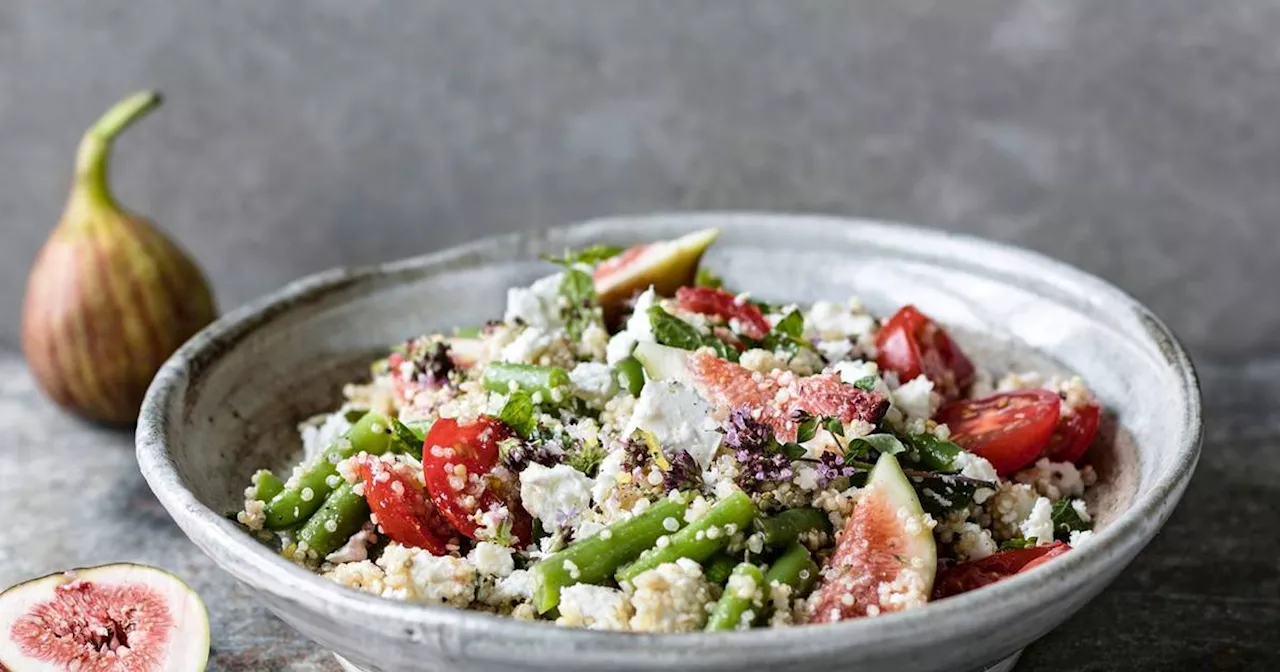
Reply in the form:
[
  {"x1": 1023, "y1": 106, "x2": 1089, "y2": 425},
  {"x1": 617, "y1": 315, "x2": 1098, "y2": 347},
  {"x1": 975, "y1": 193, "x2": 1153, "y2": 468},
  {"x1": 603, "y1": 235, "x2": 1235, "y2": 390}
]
[{"x1": 21, "y1": 91, "x2": 217, "y2": 425}]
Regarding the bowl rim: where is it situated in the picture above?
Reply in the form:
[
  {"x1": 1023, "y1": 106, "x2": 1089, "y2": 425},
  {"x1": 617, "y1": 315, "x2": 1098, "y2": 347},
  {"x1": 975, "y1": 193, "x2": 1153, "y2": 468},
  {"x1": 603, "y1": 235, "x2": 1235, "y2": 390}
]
[{"x1": 137, "y1": 212, "x2": 1202, "y2": 663}]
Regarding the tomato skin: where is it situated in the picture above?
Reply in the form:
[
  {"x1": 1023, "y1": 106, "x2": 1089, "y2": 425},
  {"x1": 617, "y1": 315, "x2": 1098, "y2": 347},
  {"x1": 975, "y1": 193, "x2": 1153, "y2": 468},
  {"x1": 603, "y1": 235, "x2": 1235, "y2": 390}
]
[
  {"x1": 421, "y1": 417, "x2": 533, "y2": 544},
  {"x1": 937, "y1": 389, "x2": 1061, "y2": 475},
  {"x1": 675, "y1": 286, "x2": 771, "y2": 340},
  {"x1": 933, "y1": 542, "x2": 1071, "y2": 599},
  {"x1": 1042, "y1": 401, "x2": 1100, "y2": 463},
  {"x1": 875, "y1": 305, "x2": 975, "y2": 400},
  {"x1": 1017, "y1": 542, "x2": 1072, "y2": 573},
  {"x1": 357, "y1": 458, "x2": 456, "y2": 555}
]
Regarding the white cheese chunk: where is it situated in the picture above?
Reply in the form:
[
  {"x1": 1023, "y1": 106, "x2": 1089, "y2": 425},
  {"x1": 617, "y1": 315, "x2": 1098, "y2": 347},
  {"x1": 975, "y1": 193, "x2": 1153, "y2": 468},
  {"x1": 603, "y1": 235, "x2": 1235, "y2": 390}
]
[
  {"x1": 624, "y1": 380, "x2": 723, "y2": 469},
  {"x1": 519, "y1": 463, "x2": 595, "y2": 531},
  {"x1": 504, "y1": 272, "x2": 566, "y2": 330},
  {"x1": 557, "y1": 584, "x2": 634, "y2": 631}
]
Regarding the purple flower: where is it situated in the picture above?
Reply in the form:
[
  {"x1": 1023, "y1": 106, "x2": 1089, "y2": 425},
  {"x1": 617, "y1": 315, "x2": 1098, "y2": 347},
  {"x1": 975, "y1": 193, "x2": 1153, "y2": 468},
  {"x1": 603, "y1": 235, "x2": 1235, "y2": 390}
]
[
  {"x1": 813, "y1": 452, "x2": 858, "y2": 489},
  {"x1": 663, "y1": 450, "x2": 703, "y2": 492},
  {"x1": 723, "y1": 407, "x2": 797, "y2": 492},
  {"x1": 723, "y1": 407, "x2": 773, "y2": 452},
  {"x1": 501, "y1": 437, "x2": 564, "y2": 473},
  {"x1": 414, "y1": 342, "x2": 455, "y2": 388}
]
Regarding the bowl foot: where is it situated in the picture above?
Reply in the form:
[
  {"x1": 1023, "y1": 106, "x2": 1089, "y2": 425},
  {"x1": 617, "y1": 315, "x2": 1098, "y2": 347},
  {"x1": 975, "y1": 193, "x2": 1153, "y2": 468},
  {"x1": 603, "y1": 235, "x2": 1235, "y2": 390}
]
[{"x1": 334, "y1": 649, "x2": 1023, "y2": 672}]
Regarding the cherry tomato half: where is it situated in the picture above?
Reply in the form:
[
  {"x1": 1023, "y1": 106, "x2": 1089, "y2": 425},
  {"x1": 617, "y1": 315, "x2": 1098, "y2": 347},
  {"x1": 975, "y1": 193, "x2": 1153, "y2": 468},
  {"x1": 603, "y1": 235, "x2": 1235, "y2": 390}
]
[
  {"x1": 933, "y1": 541, "x2": 1071, "y2": 599},
  {"x1": 1042, "y1": 401, "x2": 1100, "y2": 463},
  {"x1": 421, "y1": 416, "x2": 533, "y2": 544},
  {"x1": 875, "y1": 305, "x2": 975, "y2": 400},
  {"x1": 675, "y1": 286, "x2": 771, "y2": 340},
  {"x1": 357, "y1": 457, "x2": 457, "y2": 555},
  {"x1": 937, "y1": 389, "x2": 1061, "y2": 475}
]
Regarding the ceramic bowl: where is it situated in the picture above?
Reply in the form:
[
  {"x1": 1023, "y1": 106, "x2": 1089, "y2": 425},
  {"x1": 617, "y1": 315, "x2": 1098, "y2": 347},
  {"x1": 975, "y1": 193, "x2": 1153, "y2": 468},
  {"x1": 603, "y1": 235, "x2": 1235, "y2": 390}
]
[{"x1": 137, "y1": 213, "x2": 1201, "y2": 672}]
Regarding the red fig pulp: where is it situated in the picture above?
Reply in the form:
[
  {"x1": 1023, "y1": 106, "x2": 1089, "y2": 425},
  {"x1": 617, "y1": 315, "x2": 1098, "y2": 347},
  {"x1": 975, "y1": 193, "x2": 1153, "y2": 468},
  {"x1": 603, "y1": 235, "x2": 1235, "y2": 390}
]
[{"x1": 0, "y1": 564, "x2": 209, "y2": 671}]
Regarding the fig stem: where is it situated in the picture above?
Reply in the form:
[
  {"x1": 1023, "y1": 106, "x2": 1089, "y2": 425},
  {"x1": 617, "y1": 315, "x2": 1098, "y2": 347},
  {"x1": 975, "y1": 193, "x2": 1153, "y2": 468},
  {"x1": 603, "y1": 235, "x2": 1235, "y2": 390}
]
[{"x1": 74, "y1": 90, "x2": 162, "y2": 209}]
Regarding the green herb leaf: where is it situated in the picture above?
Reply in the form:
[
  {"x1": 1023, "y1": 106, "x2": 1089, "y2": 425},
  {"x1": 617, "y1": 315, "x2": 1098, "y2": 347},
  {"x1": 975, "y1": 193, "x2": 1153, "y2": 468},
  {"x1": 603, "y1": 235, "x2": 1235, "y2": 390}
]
[
  {"x1": 706, "y1": 335, "x2": 741, "y2": 362},
  {"x1": 822, "y1": 416, "x2": 845, "y2": 438},
  {"x1": 774, "y1": 309, "x2": 804, "y2": 338},
  {"x1": 648, "y1": 306, "x2": 705, "y2": 351},
  {"x1": 499, "y1": 391, "x2": 537, "y2": 438},
  {"x1": 565, "y1": 441, "x2": 608, "y2": 477},
  {"x1": 795, "y1": 413, "x2": 819, "y2": 443},
  {"x1": 852, "y1": 375, "x2": 878, "y2": 392},
  {"x1": 558, "y1": 268, "x2": 600, "y2": 340},
  {"x1": 1050, "y1": 498, "x2": 1090, "y2": 541},
  {"x1": 390, "y1": 418, "x2": 425, "y2": 459},
  {"x1": 695, "y1": 267, "x2": 725, "y2": 289},
  {"x1": 903, "y1": 433, "x2": 965, "y2": 472},
  {"x1": 779, "y1": 442, "x2": 808, "y2": 460},
  {"x1": 543, "y1": 244, "x2": 624, "y2": 268},
  {"x1": 999, "y1": 537, "x2": 1037, "y2": 551},
  {"x1": 847, "y1": 433, "x2": 906, "y2": 458}
]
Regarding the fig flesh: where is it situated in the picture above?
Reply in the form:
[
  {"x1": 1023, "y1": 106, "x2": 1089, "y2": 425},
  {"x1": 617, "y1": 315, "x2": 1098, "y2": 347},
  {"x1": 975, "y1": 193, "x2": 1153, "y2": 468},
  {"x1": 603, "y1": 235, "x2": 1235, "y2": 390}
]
[
  {"x1": 592, "y1": 228, "x2": 718, "y2": 324},
  {"x1": 0, "y1": 563, "x2": 209, "y2": 672}
]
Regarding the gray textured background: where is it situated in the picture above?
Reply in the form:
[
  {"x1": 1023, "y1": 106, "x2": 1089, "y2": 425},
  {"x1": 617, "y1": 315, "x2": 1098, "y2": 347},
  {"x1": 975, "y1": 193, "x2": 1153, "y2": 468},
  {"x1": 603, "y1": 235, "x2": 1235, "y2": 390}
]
[
  {"x1": 3, "y1": 1, "x2": 1279, "y2": 362},
  {"x1": 2, "y1": 2, "x2": 1277, "y2": 670}
]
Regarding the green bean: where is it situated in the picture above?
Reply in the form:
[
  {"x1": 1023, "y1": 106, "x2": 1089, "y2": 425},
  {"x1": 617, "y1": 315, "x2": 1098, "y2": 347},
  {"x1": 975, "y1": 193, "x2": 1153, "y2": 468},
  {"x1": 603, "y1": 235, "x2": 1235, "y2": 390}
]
[
  {"x1": 296, "y1": 481, "x2": 370, "y2": 563},
  {"x1": 250, "y1": 469, "x2": 285, "y2": 503},
  {"x1": 615, "y1": 490, "x2": 757, "y2": 584},
  {"x1": 530, "y1": 496, "x2": 689, "y2": 613},
  {"x1": 705, "y1": 563, "x2": 767, "y2": 631},
  {"x1": 264, "y1": 411, "x2": 392, "y2": 529},
  {"x1": 754, "y1": 507, "x2": 832, "y2": 549},
  {"x1": 702, "y1": 552, "x2": 739, "y2": 585},
  {"x1": 764, "y1": 543, "x2": 820, "y2": 596},
  {"x1": 614, "y1": 356, "x2": 646, "y2": 396},
  {"x1": 481, "y1": 362, "x2": 571, "y2": 402}
]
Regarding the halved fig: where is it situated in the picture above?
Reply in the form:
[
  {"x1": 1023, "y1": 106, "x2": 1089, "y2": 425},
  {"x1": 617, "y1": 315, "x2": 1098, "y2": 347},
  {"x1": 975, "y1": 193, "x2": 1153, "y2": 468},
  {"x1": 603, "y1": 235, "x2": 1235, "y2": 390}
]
[
  {"x1": 634, "y1": 342, "x2": 888, "y2": 442},
  {"x1": 0, "y1": 563, "x2": 209, "y2": 671},
  {"x1": 809, "y1": 453, "x2": 937, "y2": 623},
  {"x1": 593, "y1": 228, "x2": 719, "y2": 323}
]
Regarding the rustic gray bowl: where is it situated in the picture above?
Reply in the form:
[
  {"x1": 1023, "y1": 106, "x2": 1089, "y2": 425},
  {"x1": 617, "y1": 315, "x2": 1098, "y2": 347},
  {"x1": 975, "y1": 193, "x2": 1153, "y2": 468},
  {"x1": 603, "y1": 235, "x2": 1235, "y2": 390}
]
[{"x1": 137, "y1": 213, "x2": 1200, "y2": 672}]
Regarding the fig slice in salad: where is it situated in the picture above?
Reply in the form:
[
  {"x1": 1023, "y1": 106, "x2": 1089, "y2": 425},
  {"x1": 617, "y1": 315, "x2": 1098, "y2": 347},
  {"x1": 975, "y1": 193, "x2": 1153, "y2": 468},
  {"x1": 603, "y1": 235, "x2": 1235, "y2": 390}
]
[
  {"x1": 593, "y1": 228, "x2": 719, "y2": 322},
  {"x1": 810, "y1": 453, "x2": 937, "y2": 623},
  {"x1": 0, "y1": 563, "x2": 209, "y2": 672}
]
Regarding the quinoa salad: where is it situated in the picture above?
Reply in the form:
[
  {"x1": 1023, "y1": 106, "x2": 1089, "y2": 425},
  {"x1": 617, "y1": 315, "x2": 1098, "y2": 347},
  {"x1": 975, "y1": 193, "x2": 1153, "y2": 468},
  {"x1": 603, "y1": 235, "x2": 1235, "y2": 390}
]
[{"x1": 235, "y1": 229, "x2": 1103, "y2": 632}]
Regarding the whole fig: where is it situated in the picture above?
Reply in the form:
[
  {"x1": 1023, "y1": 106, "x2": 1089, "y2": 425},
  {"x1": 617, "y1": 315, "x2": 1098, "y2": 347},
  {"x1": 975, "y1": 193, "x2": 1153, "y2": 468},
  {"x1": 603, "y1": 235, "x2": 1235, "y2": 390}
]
[{"x1": 21, "y1": 91, "x2": 216, "y2": 424}]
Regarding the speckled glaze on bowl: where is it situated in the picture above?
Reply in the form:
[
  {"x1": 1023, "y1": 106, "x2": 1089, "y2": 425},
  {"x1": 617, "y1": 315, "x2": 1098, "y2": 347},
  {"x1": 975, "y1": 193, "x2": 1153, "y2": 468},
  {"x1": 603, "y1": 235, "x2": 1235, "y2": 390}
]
[{"x1": 137, "y1": 213, "x2": 1200, "y2": 672}]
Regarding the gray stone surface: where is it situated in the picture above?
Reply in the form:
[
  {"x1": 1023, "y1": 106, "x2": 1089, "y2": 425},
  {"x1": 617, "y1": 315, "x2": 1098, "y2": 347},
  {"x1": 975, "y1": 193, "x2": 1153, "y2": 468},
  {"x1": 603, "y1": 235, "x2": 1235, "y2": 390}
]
[{"x1": 2, "y1": 1, "x2": 1278, "y2": 670}]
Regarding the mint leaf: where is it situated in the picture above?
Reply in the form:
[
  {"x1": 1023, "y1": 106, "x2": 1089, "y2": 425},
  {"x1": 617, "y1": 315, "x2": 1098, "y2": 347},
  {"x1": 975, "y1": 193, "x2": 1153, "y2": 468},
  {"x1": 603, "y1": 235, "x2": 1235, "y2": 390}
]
[
  {"x1": 391, "y1": 418, "x2": 425, "y2": 460},
  {"x1": 543, "y1": 244, "x2": 624, "y2": 267},
  {"x1": 695, "y1": 267, "x2": 725, "y2": 289},
  {"x1": 852, "y1": 375, "x2": 878, "y2": 392},
  {"x1": 701, "y1": 334, "x2": 740, "y2": 362},
  {"x1": 795, "y1": 413, "x2": 819, "y2": 443},
  {"x1": 774, "y1": 309, "x2": 804, "y2": 338},
  {"x1": 648, "y1": 306, "x2": 705, "y2": 351},
  {"x1": 904, "y1": 433, "x2": 965, "y2": 472},
  {"x1": 499, "y1": 391, "x2": 537, "y2": 438},
  {"x1": 779, "y1": 442, "x2": 808, "y2": 460},
  {"x1": 558, "y1": 268, "x2": 600, "y2": 340},
  {"x1": 1050, "y1": 498, "x2": 1090, "y2": 540},
  {"x1": 849, "y1": 433, "x2": 906, "y2": 457},
  {"x1": 822, "y1": 416, "x2": 845, "y2": 438}
]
